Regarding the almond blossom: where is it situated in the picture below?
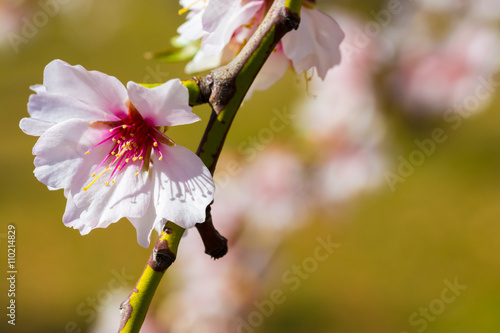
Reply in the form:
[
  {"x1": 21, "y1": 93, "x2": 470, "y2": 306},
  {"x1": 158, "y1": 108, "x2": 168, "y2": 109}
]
[
  {"x1": 20, "y1": 59, "x2": 214, "y2": 247},
  {"x1": 177, "y1": 0, "x2": 344, "y2": 91}
]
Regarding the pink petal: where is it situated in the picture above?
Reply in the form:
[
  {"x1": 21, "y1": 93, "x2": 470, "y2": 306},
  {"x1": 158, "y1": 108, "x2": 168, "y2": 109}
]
[
  {"x1": 127, "y1": 80, "x2": 199, "y2": 127},
  {"x1": 28, "y1": 93, "x2": 115, "y2": 125},
  {"x1": 43, "y1": 59, "x2": 129, "y2": 118},
  {"x1": 282, "y1": 8, "x2": 344, "y2": 80},
  {"x1": 247, "y1": 50, "x2": 290, "y2": 98},
  {"x1": 152, "y1": 145, "x2": 214, "y2": 229}
]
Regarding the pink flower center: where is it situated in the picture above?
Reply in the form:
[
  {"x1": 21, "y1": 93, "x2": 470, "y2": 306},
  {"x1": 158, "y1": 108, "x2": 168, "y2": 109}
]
[{"x1": 83, "y1": 103, "x2": 174, "y2": 191}]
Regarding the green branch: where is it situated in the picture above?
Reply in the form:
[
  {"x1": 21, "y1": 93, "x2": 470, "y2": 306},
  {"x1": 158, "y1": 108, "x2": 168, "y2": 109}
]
[
  {"x1": 118, "y1": 0, "x2": 303, "y2": 332},
  {"x1": 196, "y1": 0, "x2": 302, "y2": 173},
  {"x1": 118, "y1": 221, "x2": 184, "y2": 333}
]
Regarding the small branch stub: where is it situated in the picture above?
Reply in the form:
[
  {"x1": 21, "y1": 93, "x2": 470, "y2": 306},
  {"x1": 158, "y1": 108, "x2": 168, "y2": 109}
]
[{"x1": 195, "y1": 205, "x2": 228, "y2": 259}]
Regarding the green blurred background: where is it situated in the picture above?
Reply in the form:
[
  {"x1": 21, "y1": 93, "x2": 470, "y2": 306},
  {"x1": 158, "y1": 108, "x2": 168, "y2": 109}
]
[{"x1": 1, "y1": 0, "x2": 500, "y2": 332}]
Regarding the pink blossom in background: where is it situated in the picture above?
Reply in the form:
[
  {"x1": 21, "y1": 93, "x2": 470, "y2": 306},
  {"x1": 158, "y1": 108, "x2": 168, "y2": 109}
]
[
  {"x1": 239, "y1": 146, "x2": 308, "y2": 230},
  {"x1": 295, "y1": 13, "x2": 386, "y2": 205},
  {"x1": 388, "y1": 14, "x2": 500, "y2": 116},
  {"x1": 20, "y1": 60, "x2": 214, "y2": 247},
  {"x1": 0, "y1": 1, "x2": 25, "y2": 49}
]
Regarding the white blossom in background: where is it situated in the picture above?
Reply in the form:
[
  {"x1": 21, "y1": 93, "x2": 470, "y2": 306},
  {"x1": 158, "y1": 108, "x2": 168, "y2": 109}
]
[
  {"x1": 177, "y1": 0, "x2": 344, "y2": 93},
  {"x1": 20, "y1": 60, "x2": 214, "y2": 247}
]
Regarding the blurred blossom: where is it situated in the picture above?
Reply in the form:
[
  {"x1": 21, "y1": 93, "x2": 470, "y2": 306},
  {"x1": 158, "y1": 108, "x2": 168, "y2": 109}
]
[
  {"x1": 468, "y1": 0, "x2": 500, "y2": 20},
  {"x1": 416, "y1": 0, "x2": 500, "y2": 19},
  {"x1": 296, "y1": 13, "x2": 386, "y2": 205},
  {"x1": 390, "y1": 18, "x2": 500, "y2": 116},
  {"x1": 240, "y1": 146, "x2": 308, "y2": 231},
  {"x1": 159, "y1": 223, "x2": 262, "y2": 333},
  {"x1": 415, "y1": 0, "x2": 463, "y2": 12},
  {"x1": 158, "y1": 146, "x2": 309, "y2": 333},
  {"x1": 0, "y1": 1, "x2": 25, "y2": 49}
]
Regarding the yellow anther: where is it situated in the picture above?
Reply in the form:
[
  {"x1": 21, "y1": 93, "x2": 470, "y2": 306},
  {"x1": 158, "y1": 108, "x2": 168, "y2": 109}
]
[
  {"x1": 125, "y1": 158, "x2": 130, "y2": 163},
  {"x1": 139, "y1": 157, "x2": 143, "y2": 160},
  {"x1": 122, "y1": 125, "x2": 127, "y2": 129},
  {"x1": 85, "y1": 151, "x2": 90, "y2": 155},
  {"x1": 112, "y1": 138, "x2": 117, "y2": 142},
  {"x1": 92, "y1": 173, "x2": 96, "y2": 177},
  {"x1": 159, "y1": 156, "x2": 163, "y2": 161},
  {"x1": 83, "y1": 168, "x2": 108, "y2": 191},
  {"x1": 133, "y1": 157, "x2": 138, "y2": 161},
  {"x1": 109, "y1": 129, "x2": 114, "y2": 132},
  {"x1": 105, "y1": 181, "x2": 109, "y2": 186},
  {"x1": 153, "y1": 142, "x2": 158, "y2": 147},
  {"x1": 112, "y1": 180, "x2": 115, "y2": 184},
  {"x1": 135, "y1": 172, "x2": 139, "y2": 176}
]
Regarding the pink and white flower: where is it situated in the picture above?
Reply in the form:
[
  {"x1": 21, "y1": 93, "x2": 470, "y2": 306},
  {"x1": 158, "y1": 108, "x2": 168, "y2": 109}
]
[
  {"x1": 20, "y1": 60, "x2": 214, "y2": 247},
  {"x1": 177, "y1": 0, "x2": 344, "y2": 89}
]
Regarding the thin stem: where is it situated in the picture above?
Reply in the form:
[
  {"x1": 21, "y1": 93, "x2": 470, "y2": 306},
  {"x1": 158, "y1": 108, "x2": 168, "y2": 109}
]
[{"x1": 118, "y1": 221, "x2": 184, "y2": 333}]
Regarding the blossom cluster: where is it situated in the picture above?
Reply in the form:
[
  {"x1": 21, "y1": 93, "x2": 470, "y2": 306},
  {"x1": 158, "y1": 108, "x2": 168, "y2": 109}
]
[{"x1": 177, "y1": 0, "x2": 344, "y2": 93}]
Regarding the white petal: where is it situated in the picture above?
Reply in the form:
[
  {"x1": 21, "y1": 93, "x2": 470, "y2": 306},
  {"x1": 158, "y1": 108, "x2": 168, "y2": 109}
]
[
  {"x1": 62, "y1": 191, "x2": 94, "y2": 235},
  {"x1": 178, "y1": 10, "x2": 206, "y2": 41},
  {"x1": 32, "y1": 119, "x2": 112, "y2": 191},
  {"x1": 127, "y1": 80, "x2": 199, "y2": 127},
  {"x1": 71, "y1": 164, "x2": 152, "y2": 228},
  {"x1": 152, "y1": 145, "x2": 214, "y2": 229},
  {"x1": 247, "y1": 50, "x2": 290, "y2": 98},
  {"x1": 282, "y1": 8, "x2": 344, "y2": 79},
  {"x1": 185, "y1": 49, "x2": 224, "y2": 74},
  {"x1": 19, "y1": 117, "x2": 53, "y2": 136},
  {"x1": 30, "y1": 84, "x2": 46, "y2": 93},
  {"x1": 43, "y1": 59, "x2": 129, "y2": 118},
  {"x1": 128, "y1": 203, "x2": 159, "y2": 248},
  {"x1": 28, "y1": 93, "x2": 114, "y2": 124},
  {"x1": 201, "y1": 0, "x2": 263, "y2": 56},
  {"x1": 202, "y1": 0, "x2": 240, "y2": 32}
]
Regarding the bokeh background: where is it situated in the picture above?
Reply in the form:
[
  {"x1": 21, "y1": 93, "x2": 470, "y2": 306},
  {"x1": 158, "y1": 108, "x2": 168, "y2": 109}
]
[{"x1": 1, "y1": 0, "x2": 500, "y2": 332}]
